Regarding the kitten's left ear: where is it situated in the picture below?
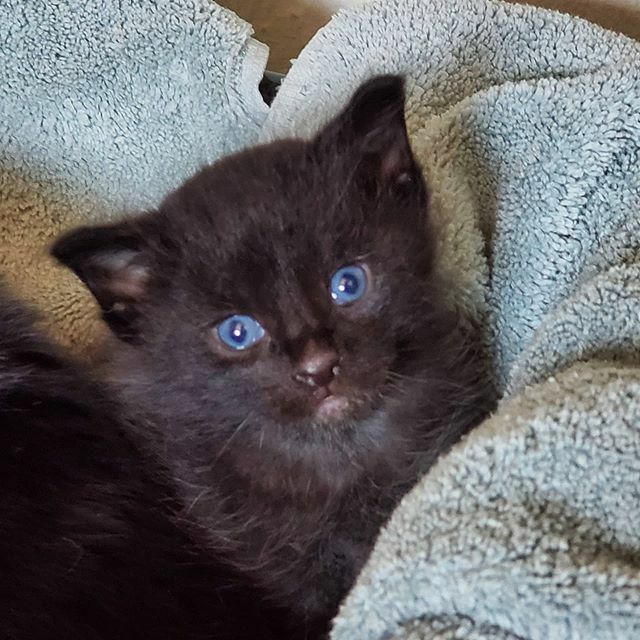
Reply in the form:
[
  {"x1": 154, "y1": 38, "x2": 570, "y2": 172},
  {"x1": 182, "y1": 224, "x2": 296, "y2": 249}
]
[{"x1": 315, "y1": 75, "x2": 419, "y2": 190}]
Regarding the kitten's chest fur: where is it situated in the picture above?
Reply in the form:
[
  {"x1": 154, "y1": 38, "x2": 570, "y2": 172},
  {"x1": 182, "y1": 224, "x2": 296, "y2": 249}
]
[{"x1": 163, "y1": 438, "x2": 411, "y2": 623}]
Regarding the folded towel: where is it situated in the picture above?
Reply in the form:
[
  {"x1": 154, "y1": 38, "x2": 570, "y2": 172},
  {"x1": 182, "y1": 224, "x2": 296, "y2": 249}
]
[
  {"x1": 0, "y1": 0, "x2": 268, "y2": 353},
  {"x1": 3, "y1": 1, "x2": 640, "y2": 637},
  {"x1": 259, "y1": 1, "x2": 640, "y2": 637}
]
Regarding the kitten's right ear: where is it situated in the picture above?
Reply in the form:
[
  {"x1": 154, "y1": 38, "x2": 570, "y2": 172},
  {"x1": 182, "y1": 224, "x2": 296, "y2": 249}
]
[{"x1": 51, "y1": 223, "x2": 151, "y2": 342}]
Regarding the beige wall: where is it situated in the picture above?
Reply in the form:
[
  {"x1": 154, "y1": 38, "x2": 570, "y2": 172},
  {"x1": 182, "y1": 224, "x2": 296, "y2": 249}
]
[{"x1": 220, "y1": 0, "x2": 640, "y2": 72}]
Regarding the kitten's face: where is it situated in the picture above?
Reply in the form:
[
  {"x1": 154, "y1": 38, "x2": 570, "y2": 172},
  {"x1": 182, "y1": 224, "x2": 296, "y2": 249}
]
[{"x1": 53, "y1": 77, "x2": 471, "y2": 492}]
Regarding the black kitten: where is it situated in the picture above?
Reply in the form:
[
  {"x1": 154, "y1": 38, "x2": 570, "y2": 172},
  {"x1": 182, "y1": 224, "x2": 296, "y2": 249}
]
[
  {"x1": 53, "y1": 76, "x2": 490, "y2": 632},
  {"x1": 0, "y1": 288, "x2": 293, "y2": 639}
]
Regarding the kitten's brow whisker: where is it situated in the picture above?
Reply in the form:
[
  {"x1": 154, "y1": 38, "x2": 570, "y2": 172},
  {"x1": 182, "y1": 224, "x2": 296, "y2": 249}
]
[{"x1": 328, "y1": 161, "x2": 361, "y2": 217}]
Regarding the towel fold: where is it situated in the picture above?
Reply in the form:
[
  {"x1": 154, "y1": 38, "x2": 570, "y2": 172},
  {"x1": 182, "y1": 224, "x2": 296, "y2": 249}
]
[
  {"x1": 259, "y1": 1, "x2": 640, "y2": 638},
  {"x1": 0, "y1": 0, "x2": 268, "y2": 352},
  {"x1": 2, "y1": 1, "x2": 640, "y2": 637}
]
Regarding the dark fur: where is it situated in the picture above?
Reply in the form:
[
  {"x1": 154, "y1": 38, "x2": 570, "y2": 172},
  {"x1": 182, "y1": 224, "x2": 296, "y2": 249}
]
[
  {"x1": 0, "y1": 289, "x2": 294, "y2": 639},
  {"x1": 52, "y1": 76, "x2": 491, "y2": 633}
]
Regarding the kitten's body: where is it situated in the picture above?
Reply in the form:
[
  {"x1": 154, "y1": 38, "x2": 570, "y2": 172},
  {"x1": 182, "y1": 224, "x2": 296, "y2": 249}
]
[
  {"x1": 53, "y1": 77, "x2": 491, "y2": 632},
  {"x1": 0, "y1": 291, "x2": 293, "y2": 639}
]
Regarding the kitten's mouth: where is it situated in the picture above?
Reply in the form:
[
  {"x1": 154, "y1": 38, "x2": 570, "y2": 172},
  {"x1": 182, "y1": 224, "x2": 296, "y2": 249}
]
[
  {"x1": 310, "y1": 385, "x2": 371, "y2": 423},
  {"x1": 315, "y1": 394, "x2": 352, "y2": 422}
]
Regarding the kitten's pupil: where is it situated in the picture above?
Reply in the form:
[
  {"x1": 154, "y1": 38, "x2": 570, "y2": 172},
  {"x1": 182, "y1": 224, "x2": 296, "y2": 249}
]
[
  {"x1": 229, "y1": 321, "x2": 247, "y2": 345},
  {"x1": 338, "y1": 274, "x2": 358, "y2": 295}
]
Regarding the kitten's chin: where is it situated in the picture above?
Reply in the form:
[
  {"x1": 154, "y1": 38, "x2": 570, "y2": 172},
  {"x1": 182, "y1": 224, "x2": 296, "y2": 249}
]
[
  {"x1": 307, "y1": 383, "x2": 381, "y2": 426},
  {"x1": 314, "y1": 395, "x2": 352, "y2": 424}
]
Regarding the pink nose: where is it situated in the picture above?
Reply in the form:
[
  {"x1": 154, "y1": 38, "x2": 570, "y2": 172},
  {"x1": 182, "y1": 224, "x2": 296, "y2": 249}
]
[{"x1": 293, "y1": 339, "x2": 339, "y2": 389}]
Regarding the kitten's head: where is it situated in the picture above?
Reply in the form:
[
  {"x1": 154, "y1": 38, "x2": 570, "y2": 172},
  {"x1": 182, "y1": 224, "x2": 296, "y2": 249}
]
[{"x1": 53, "y1": 76, "x2": 481, "y2": 494}]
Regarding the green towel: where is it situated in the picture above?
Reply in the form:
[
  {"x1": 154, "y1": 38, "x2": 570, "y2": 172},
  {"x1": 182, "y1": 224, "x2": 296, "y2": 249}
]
[
  {"x1": 3, "y1": 1, "x2": 640, "y2": 637},
  {"x1": 0, "y1": 0, "x2": 267, "y2": 353},
  {"x1": 261, "y1": 1, "x2": 640, "y2": 638}
]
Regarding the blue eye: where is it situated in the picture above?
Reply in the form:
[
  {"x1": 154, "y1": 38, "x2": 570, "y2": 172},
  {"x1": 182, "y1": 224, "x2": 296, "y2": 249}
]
[
  {"x1": 330, "y1": 264, "x2": 368, "y2": 306},
  {"x1": 216, "y1": 314, "x2": 265, "y2": 350}
]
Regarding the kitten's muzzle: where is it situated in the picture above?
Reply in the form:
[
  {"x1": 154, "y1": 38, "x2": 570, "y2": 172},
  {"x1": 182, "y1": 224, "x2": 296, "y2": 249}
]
[
  {"x1": 290, "y1": 338, "x2": 367, "y2": 423},
  {"x1": 292, "y1": 339, "x2": 340, "y2": 390}
]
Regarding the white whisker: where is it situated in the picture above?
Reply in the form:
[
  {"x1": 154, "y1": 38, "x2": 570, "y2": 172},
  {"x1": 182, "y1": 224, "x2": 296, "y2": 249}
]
[{"x1": 214, "y1": 414, "x2": 252, "y2": 462}]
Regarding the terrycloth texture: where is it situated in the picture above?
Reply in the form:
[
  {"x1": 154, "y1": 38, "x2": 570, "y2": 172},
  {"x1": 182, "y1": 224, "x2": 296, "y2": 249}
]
[
  {"x1": 4, "y1": 1, "x2": 640, "y2": 638},
  {"x1": 0, "y1": 0, "x2": 268, "y2": 353},
  {"x1": 257, "y1": 1, "x2": 640, "y2": 638}
]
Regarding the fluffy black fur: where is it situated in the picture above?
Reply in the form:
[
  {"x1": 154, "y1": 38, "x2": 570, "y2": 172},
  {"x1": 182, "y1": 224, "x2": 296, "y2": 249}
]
[
  {"x1": 52, "y1": 76, "x2": 491, "y2": 633},
  {"x1": 0, "y1": 289, "x2": 294, "y2": 639}
]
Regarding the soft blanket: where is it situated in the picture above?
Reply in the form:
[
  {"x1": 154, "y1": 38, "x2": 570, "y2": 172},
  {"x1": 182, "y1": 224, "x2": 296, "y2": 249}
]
[
  {"x1": 2, "y1": 1, "x2": 640, "y2": 638},
  {"x1": 268, "y1": 1, "x2": 640, "y2": 638},
  {"x1": 0, "y1": 0, "x2": 268, "y2": 353}
]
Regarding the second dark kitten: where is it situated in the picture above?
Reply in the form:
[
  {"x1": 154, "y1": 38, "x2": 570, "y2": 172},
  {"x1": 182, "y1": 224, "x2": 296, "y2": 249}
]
[
  {"x1": 0, "y1": 288, "x2": 293, "y2": 639},
  {"x1": 53, "y1": 76, "x2": 490, "y2": 632}
]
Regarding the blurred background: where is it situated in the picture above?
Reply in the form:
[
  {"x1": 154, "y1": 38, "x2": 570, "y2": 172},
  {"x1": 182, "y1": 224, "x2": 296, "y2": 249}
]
[{"x1": 219, "y1": 0, "x2": 640, "y2": 72}]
